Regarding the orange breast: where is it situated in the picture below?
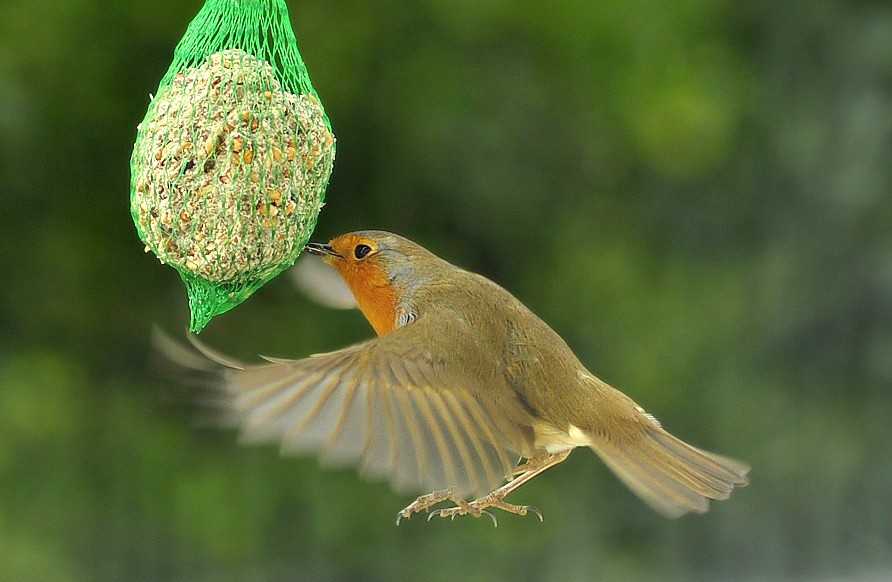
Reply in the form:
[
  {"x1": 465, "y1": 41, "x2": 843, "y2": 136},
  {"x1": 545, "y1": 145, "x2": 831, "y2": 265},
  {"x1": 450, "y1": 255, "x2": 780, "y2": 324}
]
[{"x1": 335, "y1": 261, "x2": 399, "y2": 336}]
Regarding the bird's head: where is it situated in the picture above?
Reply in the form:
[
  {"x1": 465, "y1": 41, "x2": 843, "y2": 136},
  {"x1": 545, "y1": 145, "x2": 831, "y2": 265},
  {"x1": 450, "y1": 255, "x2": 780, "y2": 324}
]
[{"x1": 305, "y1": 230, "x2": 444, "y2": 336}]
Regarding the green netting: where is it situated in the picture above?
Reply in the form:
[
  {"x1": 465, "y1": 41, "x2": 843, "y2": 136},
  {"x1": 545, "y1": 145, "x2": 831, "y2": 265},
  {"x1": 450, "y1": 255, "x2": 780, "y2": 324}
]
[{"x1": 130, "y1": 0, "x2": 335, "y2": 333}]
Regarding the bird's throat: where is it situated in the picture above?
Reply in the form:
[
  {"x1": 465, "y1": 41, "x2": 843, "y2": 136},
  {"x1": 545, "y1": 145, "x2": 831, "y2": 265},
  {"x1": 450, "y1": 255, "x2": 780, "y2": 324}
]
[{"x1": 336, "y1": 263, "x2": 399, "y2": 336}]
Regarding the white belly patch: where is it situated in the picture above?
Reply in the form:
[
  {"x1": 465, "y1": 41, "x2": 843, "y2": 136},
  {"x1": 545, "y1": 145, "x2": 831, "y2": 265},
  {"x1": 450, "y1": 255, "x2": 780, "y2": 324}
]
[{"x1": 534, "y1": 422, "x2": 591, "y2": 453}]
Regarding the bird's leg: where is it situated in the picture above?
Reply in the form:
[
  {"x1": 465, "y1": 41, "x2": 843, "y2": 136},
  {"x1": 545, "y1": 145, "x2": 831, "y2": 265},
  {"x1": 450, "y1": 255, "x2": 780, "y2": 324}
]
[
  {"x1": 512, "y1": 450, "x2": 554, "y2": 475},
  {"x1": 429, "y1": 450, "x2": 572, "y2": 525}
]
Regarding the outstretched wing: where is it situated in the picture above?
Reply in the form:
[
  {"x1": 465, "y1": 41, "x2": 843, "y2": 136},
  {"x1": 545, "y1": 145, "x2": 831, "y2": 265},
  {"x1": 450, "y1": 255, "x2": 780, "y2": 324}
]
[{"x1": 157, "y1": 316, "x2": 535, "y2": 497}]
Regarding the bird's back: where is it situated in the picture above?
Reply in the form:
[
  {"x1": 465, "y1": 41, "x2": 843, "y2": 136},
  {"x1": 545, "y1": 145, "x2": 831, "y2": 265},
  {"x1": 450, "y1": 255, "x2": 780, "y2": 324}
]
[{"x1": 413, "y1": 267, "x2": 605, "y2": 432}]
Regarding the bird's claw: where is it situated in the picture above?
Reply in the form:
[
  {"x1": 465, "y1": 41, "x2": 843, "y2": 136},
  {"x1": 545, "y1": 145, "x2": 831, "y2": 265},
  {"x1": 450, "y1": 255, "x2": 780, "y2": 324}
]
[{"x1": 526, "y1": 505, "x2": 544, "y2": 522}]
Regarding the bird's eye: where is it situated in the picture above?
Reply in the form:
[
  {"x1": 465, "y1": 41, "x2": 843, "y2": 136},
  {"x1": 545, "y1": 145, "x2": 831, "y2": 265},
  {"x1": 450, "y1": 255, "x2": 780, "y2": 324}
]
[{"x1": 354, "y1": 244, "x2": 372, "y2": 259}]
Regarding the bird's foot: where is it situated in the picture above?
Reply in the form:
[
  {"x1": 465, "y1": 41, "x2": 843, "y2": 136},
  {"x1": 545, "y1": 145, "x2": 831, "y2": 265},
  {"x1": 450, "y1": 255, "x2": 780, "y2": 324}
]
[
  {"x1": 429, "y1": 492, "x2": 542, "y2": 526},
  {"x1": 396, "y1": 488, "x2": 469, "y2": 525},
  {"x1": 397, "y1": 487, "x2": 542, "y2": 527},
  {"x1": 396, "y1": 451, "x2": 569, "y2": 526}
]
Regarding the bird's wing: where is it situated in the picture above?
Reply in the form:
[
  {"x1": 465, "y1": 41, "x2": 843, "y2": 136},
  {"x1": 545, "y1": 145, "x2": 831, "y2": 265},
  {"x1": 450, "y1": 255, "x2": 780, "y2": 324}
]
[
  {"x1": 289, "y1": 254, "x2": 358, "y2": 309},
  {"x1": 156, "y1": 318, "x2": 534, "y2": 498}
]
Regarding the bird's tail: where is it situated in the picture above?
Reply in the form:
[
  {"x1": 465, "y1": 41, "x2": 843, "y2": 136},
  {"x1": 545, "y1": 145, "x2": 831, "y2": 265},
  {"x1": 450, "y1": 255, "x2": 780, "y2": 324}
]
[{"x1": 588, "y1": 424, "x2": 750, "y2": 517}]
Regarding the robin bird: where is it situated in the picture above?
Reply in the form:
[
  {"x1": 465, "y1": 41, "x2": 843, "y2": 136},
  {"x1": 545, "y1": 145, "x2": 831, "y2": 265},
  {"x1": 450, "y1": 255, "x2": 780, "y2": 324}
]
[{"x1": 163, "y1": 230, "x2": 749, "y2": 525}]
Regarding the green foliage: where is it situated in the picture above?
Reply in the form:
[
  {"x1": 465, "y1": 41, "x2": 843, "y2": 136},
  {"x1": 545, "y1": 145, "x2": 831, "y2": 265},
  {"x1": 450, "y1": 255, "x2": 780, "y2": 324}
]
[{"x1": 0, "y1": 0, "x2": 890, "y2": 579}]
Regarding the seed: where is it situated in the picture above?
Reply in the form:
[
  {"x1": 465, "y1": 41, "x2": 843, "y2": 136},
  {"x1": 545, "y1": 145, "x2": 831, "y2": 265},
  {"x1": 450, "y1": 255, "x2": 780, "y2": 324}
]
[{"x1": 135, "y1": 49, "x2": 335, "y2": 284}]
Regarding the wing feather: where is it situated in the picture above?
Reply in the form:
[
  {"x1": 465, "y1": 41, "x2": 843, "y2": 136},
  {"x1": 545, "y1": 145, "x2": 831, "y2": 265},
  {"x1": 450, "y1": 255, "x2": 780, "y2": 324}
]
[
  {"x1": 440, "y1": 390, "x2": 510, "y2": 490},
  {"x1": 159, "y1": 314, "x2": 534, "y2": 497},
  {"x1": 280, "y1": 362, "x2": 353, "y2": 452},
  {"x1": 392, "y1": 386, "x2": 426, "y2": 490},
  {"x1": 358, "y1": 381, "x2": 394, "y2": 481},
  {"x1": 321, "y1": 381, "x2": 367, "y2": 466},
  {"x1": 412, "y1": 389, "x2": 459, "y2": 490}
]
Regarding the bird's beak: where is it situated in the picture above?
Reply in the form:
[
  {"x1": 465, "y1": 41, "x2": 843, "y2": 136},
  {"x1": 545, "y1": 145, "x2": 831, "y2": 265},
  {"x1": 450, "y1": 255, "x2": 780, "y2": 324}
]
[{"x1": 305, "y1": 242, "x2": 341, "y2": 259}]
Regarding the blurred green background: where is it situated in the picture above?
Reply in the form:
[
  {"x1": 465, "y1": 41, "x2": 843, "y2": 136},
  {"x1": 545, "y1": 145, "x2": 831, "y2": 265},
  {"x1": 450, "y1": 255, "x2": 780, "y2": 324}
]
[{"x1": 1, "y1": 0, "x2": 890, "y2": 579}]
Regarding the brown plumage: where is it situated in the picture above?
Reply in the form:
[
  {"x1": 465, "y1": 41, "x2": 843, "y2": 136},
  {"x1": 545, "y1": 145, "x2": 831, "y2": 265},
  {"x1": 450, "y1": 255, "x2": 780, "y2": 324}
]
[{"x1": 161, "y1": 230, "x2": 749, "y2": 523}]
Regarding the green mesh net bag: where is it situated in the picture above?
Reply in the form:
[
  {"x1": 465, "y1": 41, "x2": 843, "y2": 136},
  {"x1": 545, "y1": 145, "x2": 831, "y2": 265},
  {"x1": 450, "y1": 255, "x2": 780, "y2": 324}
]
[{"x1": 130, "y1": 0, "x2": 335, "y2": 332}]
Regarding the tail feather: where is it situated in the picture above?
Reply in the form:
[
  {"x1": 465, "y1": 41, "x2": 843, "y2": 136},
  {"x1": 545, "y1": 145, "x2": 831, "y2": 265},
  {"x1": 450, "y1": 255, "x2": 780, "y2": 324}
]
[{"x1": 590, "y1": 427, "x2": 750, "y2": 518}]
